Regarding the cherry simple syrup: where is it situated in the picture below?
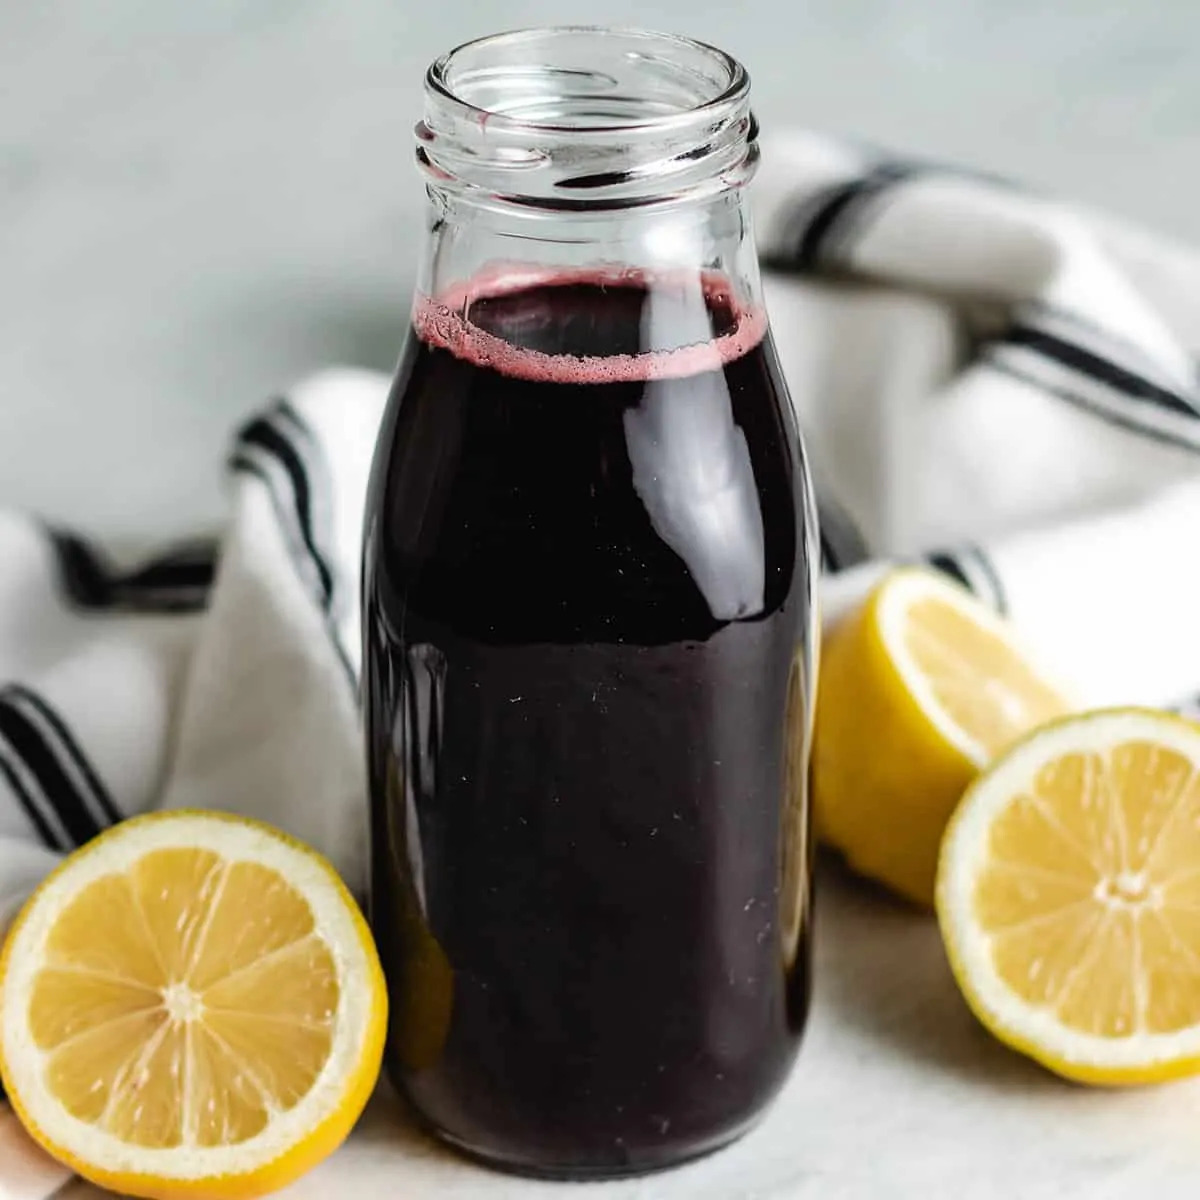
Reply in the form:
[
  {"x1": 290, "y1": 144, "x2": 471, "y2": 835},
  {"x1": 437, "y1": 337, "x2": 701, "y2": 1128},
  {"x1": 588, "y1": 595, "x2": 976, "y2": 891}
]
[{"x1": 363, "y1": 270, "x2": 814, "y2": 1176}]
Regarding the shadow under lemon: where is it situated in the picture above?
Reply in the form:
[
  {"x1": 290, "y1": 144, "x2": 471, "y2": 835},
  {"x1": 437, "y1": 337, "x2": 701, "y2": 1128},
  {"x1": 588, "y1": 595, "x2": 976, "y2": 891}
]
[{"x1": 814, "y1": 849, "x2": 1066, "y2": 1093}]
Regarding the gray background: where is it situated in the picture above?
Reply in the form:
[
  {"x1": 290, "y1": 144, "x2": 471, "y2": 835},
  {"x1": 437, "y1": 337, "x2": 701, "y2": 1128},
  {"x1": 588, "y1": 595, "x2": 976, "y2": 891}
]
[{"x1": 2, "y1": 0, "x2": 1197, "y2": 540}]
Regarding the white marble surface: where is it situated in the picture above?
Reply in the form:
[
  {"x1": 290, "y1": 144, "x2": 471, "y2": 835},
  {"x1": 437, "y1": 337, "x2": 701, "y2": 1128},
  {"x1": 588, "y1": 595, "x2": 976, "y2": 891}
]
[{"x1": 7, "y1": 3, "x2": 1200, "y2": 1196}]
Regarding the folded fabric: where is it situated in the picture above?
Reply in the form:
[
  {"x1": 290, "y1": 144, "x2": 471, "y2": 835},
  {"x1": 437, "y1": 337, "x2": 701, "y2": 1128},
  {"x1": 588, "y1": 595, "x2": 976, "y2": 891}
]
[{"x1": 4, "y1": 130, "x2": 1200, "y2": 1194}]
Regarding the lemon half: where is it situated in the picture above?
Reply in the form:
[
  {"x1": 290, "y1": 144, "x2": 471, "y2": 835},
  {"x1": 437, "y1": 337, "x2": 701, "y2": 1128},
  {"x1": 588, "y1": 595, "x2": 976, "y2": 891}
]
[
  {"x1": 939, "y1": 708, "x2": 1200, "y2": 1084},
  {"x1": 814, "y1": 568, "x2": 1069, "y2": 906},
  {"x1": 0, "y1": 810, "x2": 387, "y2": 1200}
]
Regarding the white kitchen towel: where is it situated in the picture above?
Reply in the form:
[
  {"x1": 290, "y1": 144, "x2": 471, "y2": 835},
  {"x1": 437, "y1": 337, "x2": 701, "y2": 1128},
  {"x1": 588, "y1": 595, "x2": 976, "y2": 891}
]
[{"x1": 4, "y1": 129, "x2": 1200, "y2": 1193}]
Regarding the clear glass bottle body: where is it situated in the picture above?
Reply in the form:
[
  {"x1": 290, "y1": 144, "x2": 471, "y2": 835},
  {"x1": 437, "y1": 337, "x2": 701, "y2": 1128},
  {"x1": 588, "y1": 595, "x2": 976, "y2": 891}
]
[{"x1": 362, "y1": 27, "x2": 818, "y2": 1178}]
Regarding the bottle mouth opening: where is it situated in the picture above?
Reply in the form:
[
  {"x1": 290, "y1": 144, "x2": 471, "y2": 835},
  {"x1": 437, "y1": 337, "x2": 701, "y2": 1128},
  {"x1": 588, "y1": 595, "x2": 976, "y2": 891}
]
[
  {"x1": 418, "y1": 26, "x2": 757, "y2": 209},
  {"x1": 427, "y1": 26, "x2": 748, "y2": 135}
]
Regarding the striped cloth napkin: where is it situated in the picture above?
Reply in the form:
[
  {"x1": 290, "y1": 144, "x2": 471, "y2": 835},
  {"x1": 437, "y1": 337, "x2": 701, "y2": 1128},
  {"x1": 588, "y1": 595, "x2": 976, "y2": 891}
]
[{"x1": 4, "y1": 130, "x2": 1200, "y2": 1194}]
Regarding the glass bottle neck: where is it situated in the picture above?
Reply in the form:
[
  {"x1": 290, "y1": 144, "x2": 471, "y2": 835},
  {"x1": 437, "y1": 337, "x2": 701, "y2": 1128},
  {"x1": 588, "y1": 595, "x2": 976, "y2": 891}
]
[
  {"x1": 414, "y1": 183, "x2": 766, "y2": 317},
  {"x1": 409, "y1": 26, "x2": 768, "y2": 358},
  {"x1": 412, "y1": 26, "x2": 763, "y2": 313}
]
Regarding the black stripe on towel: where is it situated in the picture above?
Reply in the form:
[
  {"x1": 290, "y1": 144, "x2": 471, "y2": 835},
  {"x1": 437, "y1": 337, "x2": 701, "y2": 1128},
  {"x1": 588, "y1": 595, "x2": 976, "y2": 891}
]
[
  {"x1": 815, "y1": 492, "x2": 870, "y2": 574},
  {"x1": 0, "y1": 695, "x2": 102, "y2": 848},
  {"x1": 1005, "y1": 325, "x2": 1200, "y2": 423},
  {"x1": 115, "y1": 542, "x2": 217, "y2": 610},
  {"x1": 5, "y1": 685, "x2": 122, "y2": 829},
  {"x1": 229, "y1": 428, "x2": 357, "y2": 693},
  {"x1": 1023, "y1": 303, "x2": 1198, "y2": 398},
  {"x1": 819, "y1": 528, "x2": 842, "y2": 573},
  {"x1": 228, "y1": 449, "x2": 309, "y2": 579},
  {"x1": 926, "y1": 551, "x2": 973, "y2": 592},
  {"x1": 276, "y1": 398, "x2": 342, "y2": 607},
  {"x1": 46, "y1": 529, "x2": 113, "y2": 608},
  {"x1": 235, "y1": 406, "x2": 335, "y2": 610},
  {"x1": 965, "y1": 546, "x2": 1008, "y2": 616},
  {"x1": 924, "y1": 547, "x2": 1007, "y2": 615},
  {"x1": 987, "y1": 356, "x2": 1200, "y2": 457},
  {"x1": 46, "y1": 529, "x2": 216, "y2": 613},
  {"x1": 779, "y1": 162, "x2": 920, "y2": 272},
  {"x1": 0, "y1": 752, "x2": 66, "y2": 851}
]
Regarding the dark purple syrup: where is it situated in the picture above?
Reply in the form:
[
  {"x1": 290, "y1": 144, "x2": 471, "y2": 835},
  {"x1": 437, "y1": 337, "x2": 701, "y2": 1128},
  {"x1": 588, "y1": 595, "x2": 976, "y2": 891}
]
[{"x1": 362, "y1": 271, "x2": 815, "y2": 1177}]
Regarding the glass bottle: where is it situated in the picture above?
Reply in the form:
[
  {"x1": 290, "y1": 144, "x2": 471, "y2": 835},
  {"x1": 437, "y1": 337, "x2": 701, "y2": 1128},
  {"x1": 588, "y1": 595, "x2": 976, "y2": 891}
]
[{"x1": 362, "y1": 25, "x2": 819, "y2": 1179}]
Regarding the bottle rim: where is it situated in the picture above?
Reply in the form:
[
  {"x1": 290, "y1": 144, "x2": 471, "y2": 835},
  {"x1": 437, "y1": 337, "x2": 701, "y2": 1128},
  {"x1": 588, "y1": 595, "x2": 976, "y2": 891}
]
[
  {"x1": 417, "y1": 25, "x2": 758, "y2": 210},
  {"x1": 426, "y1": 25, "x2": 749, "y2": 136}
]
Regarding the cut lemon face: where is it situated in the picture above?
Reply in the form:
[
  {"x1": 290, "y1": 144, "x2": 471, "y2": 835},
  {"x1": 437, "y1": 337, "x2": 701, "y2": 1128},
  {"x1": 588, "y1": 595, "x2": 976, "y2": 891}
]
[
  {"x1": 938, "y1": 708, "x2": 1200, "y2": 1084},
  {"x1": 814, "y1": 568, "x2": 1070, "y2": 906},
  {"x1": 0, "y1": 811, "x2": 387, "y2": 1199}
]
